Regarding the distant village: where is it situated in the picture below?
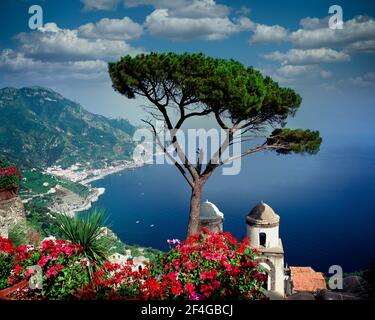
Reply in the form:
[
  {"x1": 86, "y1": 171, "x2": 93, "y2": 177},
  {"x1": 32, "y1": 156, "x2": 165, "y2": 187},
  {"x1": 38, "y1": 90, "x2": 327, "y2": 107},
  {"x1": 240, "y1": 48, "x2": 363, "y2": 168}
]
[{"x1": 45, "y1": 159, "x2": 144, "y2": 184}]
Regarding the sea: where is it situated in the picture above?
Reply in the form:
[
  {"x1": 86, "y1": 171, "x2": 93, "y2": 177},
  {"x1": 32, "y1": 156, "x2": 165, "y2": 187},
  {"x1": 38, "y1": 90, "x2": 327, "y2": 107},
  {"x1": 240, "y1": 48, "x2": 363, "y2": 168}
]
[{"x1": 88, "y1": 138, "x2": 375, "y2": 273}]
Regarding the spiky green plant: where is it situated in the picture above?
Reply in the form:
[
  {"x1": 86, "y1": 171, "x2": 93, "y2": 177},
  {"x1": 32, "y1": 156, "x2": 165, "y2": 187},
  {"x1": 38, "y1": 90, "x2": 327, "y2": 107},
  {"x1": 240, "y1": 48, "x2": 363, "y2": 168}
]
[{"x1": 56, "y1": 208, "x2": 115, "y2": 277}]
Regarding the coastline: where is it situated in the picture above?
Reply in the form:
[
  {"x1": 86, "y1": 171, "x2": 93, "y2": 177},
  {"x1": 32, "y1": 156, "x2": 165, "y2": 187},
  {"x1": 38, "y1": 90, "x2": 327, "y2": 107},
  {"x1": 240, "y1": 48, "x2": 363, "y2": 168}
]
[
  {"x1": 80, "y1": 161, "x2": 144, "y2": 186},
  {"x1": 68, "y1": 161, "x2": 145, "y2": 216},
  {"x1": 69, "y1": 187, "x2": 106, "y2": 216}
]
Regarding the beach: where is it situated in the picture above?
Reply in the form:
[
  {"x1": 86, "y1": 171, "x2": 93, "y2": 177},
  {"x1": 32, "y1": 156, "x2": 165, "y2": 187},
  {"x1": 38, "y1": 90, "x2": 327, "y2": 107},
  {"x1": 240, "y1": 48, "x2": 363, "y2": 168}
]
[{"x1": 80, "y1": 161, "x2": 144, "y2": 185}]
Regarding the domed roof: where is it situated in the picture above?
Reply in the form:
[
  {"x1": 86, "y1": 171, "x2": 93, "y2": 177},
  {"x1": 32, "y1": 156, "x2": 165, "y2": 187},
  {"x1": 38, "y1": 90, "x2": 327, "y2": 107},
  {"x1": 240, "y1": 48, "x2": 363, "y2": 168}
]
[
  {"x1": 200, "y1": 200, "x2": 224, "y2": 220},
  {"x1": 246, "y1": 202, "x2": 280, "y2": 225}
]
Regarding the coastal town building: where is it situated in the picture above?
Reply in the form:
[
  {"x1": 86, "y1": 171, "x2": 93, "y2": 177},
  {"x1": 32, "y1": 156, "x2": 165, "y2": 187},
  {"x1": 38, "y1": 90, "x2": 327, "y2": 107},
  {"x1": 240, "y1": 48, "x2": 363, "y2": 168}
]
[
  {"x1": 246, "y1": 202, "x2": 286, "y2": 296},
  {"x1": 109, "y1": 253, "x2": 130, "y2": 265},
  {"x1": 199, "y1": 200, "x2": 224, "y2": 233},
  {"x1": 198, "y1": 200, "x2": 331, "y2": 298}
]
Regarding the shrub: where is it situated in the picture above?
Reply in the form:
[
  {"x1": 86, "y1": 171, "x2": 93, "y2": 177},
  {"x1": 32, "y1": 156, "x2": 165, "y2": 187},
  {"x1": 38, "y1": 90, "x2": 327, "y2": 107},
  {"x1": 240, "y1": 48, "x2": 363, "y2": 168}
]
[
  {"x1": 0, "y1": 238, "x2": 15, "y2": 290},
  {"x1": 0, "y1": 230, "x2": 267, "y2": 300},
  {"x1": 144, "y1": 229, "x2": 267, "y2": 300},
  {"x1": 0, "y1": 237, "x2": 90, "y2": 300},
  {"x1": 93, "y1": 229, "x2": 267, "y2": 300},
  {"x1": 93, "y1": 261, "x2": 145, "y2": 300}
]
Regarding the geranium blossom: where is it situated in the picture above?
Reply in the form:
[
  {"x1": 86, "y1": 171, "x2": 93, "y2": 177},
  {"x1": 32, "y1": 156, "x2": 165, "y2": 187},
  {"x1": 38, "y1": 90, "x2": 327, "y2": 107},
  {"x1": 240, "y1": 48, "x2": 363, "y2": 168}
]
[
  {"x1": 0, "y1": 230, "x2": 266, "y2": 300},
  {"x1": 0, "y1": 237, "x2": 14, "y2": 254}
]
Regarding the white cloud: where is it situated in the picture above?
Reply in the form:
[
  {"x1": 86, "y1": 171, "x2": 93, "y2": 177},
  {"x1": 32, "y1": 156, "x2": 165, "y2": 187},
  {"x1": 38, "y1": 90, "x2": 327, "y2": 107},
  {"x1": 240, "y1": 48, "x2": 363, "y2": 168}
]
[
  {"x1": 1, "y1": 17, "x2": 144, "y2": 84},
  {"x1": 276, "y1": 64, "x2": 331, "y2": 79},
  {"x1": 145, "y1": 9, "x2": 252, "y2": 40},
  {"x1": 0, "y1": 49, "x2": 44, "y2": 71},
  {"x1": 264, "y1": 48, "x2": 350, "y2": 65},
  {"x1": 80, "y1": 0, "x2": 121, "y2": 11},
  {"x1": 125, "y1": 0, "x2": 230, "y2": 18},
  {"x1": 255, "y1": 15, "x2": 375, "y2": 58},
  {"x1": 121, "y1": 0, "x2": 253, "y2": 40},
  {"x1": 0, "y1": 49, "x2": 108, "y2": 81},
  {"x1": 235, "y1": 17, "x2": 255, "y2": 30},
  {"x1": 257, "y1": 15, "x2": 375, "y2": 88},
  {"x1": 78, "y1": 17, "x2": 144, "y2": 40},
  {"x1": 299, "y1": 17, "x2": 329, "y2": 30},
  {"x1": 259, "y1": 64, "x2": 332, "y2": 89},
  {"x1": 290, "y1": 15, "x2": 375, "y2": 51},
  {"x1": 346, "y1": 72, "x2": 375, "y2": 87},
  {"x1": 163, "y1": 0, "x2": 230, "y2": 19},
  {"x1": 236, "y1": 6, "x2": 251, "y2": 16},
  {"x1": 124, "y1": 0, "x2": 185, "y2": 8},
  {"x1": 276, "y1": 65, "x2": 313, "y2": 77},
  {"x1": 345, "y1": 40, "x2": 375, "y2": 53},
  {"x1": 250, "y1": 24, "x2": 288, "y2": 44},
  {"x1": 15, "y1": 23, "x2": 142, "y2": 62}
]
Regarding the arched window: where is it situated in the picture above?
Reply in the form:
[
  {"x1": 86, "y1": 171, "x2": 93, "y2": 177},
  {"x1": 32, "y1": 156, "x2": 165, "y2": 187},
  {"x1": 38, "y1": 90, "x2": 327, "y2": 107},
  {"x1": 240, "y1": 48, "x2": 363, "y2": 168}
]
[{"x1": 259, "y1": 232, "x2": 266, "y2": 247}]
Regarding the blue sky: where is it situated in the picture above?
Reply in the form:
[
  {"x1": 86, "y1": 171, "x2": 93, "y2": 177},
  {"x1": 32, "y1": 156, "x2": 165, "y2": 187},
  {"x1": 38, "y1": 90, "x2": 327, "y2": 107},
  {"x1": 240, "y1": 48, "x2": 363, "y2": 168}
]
[{"x1": 0, "y1": 0, "x2": 374, "y2": 144}]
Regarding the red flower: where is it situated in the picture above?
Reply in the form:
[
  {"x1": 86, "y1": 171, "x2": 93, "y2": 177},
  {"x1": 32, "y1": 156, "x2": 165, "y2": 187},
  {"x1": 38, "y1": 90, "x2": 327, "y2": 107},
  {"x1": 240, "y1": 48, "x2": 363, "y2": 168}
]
[
  {"x1": 142, "y1": 278, "x2": 162, "y2": 299},
  {"x1": 185, "y1": 283, "x2": 195, "y2": 295},
  {"x1": 185, "y1": 262, "x2": 195, "y2": 270},
  {"x1": 38, "y1": 255, "x2": 52, "y2": 268},
  {"x1": 13, "y1": 265, "x2": 23, "y2": 275},
  {"x1": 25, "y1": 268, "x2": 34, "y2": 278},
  {"x1": 0, "y1": 167, "x2": 22, "y2": 178},
  {"x1": 15, "y1": 245, "x2": 31, "y2": 262},
  {"x1": 0, "y1": 237, "x2": 14, "y2": 254},
  {"x1": 171, "y1": 285, "x2": 182, "y2": 296},
  {"x1": 41, "y1": 240, "x2": 55, "y2": 252},
  {"x1": 56, "y1": 264, "x2": 64, "y2": 271},
  {"x1": 46, "y1": 266, "x2": 59, "y2": 278}
]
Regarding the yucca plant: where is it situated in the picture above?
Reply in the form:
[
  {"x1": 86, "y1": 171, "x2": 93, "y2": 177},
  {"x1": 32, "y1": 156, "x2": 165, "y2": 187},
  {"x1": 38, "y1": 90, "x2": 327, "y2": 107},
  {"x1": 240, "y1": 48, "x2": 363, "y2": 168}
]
[{"x1": 56, "y1": 208, "x2": 115, "y2": 279}]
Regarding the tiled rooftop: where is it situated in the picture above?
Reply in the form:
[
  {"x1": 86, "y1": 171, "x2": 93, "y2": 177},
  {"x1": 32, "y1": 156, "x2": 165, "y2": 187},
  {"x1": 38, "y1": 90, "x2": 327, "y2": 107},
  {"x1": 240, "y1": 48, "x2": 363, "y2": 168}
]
[{"x1": 290, "y1": 266, "x2": 327, "y2": 293}]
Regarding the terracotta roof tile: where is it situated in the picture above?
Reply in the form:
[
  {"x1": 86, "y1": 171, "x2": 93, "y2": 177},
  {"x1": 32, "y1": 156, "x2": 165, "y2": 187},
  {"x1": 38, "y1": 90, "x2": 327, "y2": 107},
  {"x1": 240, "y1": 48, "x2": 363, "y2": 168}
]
[{"x1": 290, "y1": 266, "x2": 327, "y2": 293}]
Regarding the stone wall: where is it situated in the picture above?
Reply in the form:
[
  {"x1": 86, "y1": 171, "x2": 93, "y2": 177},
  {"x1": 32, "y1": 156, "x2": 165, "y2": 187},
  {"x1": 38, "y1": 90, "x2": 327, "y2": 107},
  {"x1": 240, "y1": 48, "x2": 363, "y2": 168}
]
[{"x1": 0, "y1": 196, "x2": 26, "y2": 238}]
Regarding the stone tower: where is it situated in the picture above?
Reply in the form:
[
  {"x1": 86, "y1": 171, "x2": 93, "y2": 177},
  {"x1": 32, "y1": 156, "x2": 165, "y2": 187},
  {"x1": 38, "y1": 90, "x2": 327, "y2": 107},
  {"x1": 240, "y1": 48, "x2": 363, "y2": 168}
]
[
  {"x1": 246, "y1": 202, "x2": 285, "y2": 296},
  {"x1": 199, "y1": 200, "x2": 224, "y2": 233}
]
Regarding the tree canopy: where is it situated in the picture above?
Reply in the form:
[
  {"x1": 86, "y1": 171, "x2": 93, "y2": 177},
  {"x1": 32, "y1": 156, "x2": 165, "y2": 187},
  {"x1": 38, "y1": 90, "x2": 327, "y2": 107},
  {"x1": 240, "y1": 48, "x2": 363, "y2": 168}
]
[
  {"x1": 109, "y1": 52, "x2": 320, "y2": 154},
  {"x1": 109, "y1": 52, "x2": 322, "y2": 235}
]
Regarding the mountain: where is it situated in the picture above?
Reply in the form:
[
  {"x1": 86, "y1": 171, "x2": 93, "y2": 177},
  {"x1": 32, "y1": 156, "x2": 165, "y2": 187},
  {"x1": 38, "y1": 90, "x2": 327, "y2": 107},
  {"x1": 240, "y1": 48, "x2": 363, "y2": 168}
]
[{"x1": 0, "y1": 86, "x2": 136, "y2": 168}]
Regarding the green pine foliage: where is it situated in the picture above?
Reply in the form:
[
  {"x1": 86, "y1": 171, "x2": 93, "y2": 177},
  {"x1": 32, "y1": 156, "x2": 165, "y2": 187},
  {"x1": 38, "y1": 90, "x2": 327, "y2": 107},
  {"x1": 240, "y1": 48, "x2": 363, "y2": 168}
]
[
  {"x1": 109, "y1": 52, "x2": 321, "y2": 154},
  {"x1": 267, "y1": 128, "x2": 323, "y2": 154}
]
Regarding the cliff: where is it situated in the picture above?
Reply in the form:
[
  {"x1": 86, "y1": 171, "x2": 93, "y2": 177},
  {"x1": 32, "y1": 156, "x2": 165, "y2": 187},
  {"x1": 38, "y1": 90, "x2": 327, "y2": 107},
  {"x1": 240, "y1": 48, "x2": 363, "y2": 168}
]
[
  {"x1": 0, "y1": 86, "x2": 135, "y2": 168},
  {"x1": 0, "y1": 196, "x2": 26, "y2": 237}
]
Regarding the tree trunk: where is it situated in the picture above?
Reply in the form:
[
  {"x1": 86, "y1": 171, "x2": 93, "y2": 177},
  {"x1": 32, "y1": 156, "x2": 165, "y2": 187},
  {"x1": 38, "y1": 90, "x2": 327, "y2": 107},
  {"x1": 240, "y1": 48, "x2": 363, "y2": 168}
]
[{"x1": 186, "y1": 181, "x2": 204, "y2": 237}]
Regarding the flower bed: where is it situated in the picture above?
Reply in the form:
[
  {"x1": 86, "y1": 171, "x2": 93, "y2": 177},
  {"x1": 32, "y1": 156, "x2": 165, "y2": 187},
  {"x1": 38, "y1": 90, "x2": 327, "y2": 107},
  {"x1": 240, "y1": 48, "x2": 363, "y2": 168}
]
[
  {"x1": 0, "y1": 229, "x2": 267, "y2": 300},
  {"x1": 0, "y1": 237, "x2": 89, "y2": 299},
  {"x1": 93, "y1": 229, "x2": 267, "y2": 300}
]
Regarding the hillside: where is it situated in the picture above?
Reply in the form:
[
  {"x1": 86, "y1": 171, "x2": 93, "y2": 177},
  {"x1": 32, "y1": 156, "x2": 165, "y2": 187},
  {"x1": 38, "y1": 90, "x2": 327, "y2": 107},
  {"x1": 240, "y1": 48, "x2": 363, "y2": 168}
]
[{"x1": 0, "y1": 86, "x2": 136, "y2": 169}]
